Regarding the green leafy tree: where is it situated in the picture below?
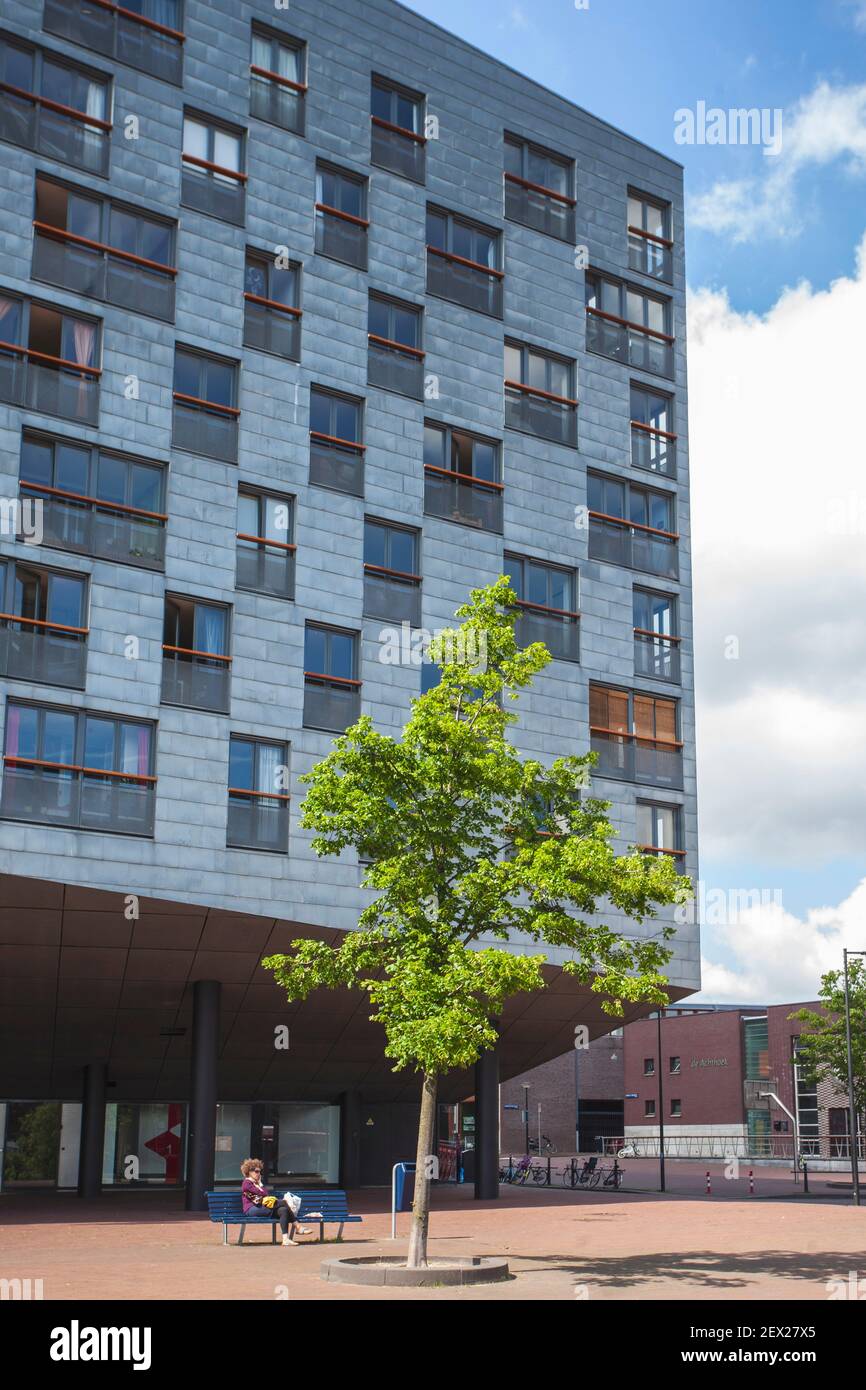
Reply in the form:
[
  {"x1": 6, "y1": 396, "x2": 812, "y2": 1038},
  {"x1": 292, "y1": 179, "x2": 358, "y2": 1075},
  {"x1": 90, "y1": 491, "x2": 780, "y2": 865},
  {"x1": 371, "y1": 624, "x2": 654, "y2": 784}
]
[
  {"x1": 264, "y1": 578, "x2": 690, "y2": 1267},
  {"x1": 790, "y1": 959, "x2": 866, "y2": 1129}
]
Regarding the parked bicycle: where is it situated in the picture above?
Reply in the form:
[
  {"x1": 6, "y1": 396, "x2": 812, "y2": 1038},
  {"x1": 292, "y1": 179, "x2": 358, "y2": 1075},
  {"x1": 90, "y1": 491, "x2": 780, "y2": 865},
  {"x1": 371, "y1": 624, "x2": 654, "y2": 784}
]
[
  {"x1": 528, "y1": 1133, "x2": 556, "y2": 1156},
  {"x1": 499, "y1": 1154, "x2": 534, "y2": 1184},
  {"x1": 561, "y1": 1156, "x2": 625, "y2": 1190}
]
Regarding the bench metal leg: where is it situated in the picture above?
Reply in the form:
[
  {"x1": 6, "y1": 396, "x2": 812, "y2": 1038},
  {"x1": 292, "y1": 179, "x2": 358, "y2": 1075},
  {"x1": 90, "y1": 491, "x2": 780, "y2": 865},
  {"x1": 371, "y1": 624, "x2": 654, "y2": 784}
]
[
  {"x1": 337, "y1": 1223, "x2": 344, "y2": 1241},
  {"x1": 271, "y1": 1223, "x2": 277, "y2": 1245},
  {"x1": 319, "y1": 1221, "x2": 324, "y2": 1243},
  {"x1": 223, "y1": 1224, "x2": 228, "y2": 1246},
  {"x1": 237, "y1": 1225, "x2": 245, "y2": 1246}
]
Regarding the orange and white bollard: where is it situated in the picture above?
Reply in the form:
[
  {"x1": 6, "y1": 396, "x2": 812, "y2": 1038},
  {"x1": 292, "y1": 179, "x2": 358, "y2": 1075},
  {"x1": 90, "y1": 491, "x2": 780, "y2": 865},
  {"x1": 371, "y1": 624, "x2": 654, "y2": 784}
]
[
  {"x1": 749, "y1": 1169, "x2": 754, "y2": 1195},
  {"x1": 705, "y1": 1170, "x2": 711, "y2": 1195}
]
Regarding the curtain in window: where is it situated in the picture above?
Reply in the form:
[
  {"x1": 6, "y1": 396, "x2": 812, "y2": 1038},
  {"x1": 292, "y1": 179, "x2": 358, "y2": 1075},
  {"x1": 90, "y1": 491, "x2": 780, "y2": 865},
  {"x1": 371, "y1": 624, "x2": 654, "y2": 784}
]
[
  {"x1": 196, "y1": 605, "x2": 225, "y2": 657},
  {"x1": 70, "y1": 319, "x2": 96, "y2": 416},
  {"x1": 256, "y1": 742, "x2": 283, "y2": 795},
  {"x1": 5, "y1": 706, "x2": 21, "y2": 757}
]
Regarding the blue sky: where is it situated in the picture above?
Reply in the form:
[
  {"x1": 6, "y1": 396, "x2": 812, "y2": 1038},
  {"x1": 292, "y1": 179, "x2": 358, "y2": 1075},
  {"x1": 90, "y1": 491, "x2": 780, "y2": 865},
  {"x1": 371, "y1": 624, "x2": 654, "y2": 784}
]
[
  {"x1": 404, "y1": 0, "x2": 866, "y2": 312},
  {"x1": 405, "y1": 0, "x2": 866, "y2": 999}
]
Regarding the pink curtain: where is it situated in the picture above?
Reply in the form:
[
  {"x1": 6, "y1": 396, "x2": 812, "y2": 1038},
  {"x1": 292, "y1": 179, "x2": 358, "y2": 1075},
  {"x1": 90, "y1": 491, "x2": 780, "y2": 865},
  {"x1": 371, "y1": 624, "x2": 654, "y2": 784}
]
[
  {"x1": 72, "y1": 321, "x2": 96, "y2": 417},
  {"x1": 137, "y1": 727, "x2": 150, "y2": 777},
  {"x1": 6, "y1": 707, "x2": 21, "y2": 758}
]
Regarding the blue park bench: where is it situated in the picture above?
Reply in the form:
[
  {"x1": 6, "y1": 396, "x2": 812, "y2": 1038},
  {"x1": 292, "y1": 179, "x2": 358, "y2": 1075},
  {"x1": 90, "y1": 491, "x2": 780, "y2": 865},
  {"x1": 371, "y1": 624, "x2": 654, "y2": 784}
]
[{"x1": 205, "y1": 1189, "x2": 362, "y2": 1245}]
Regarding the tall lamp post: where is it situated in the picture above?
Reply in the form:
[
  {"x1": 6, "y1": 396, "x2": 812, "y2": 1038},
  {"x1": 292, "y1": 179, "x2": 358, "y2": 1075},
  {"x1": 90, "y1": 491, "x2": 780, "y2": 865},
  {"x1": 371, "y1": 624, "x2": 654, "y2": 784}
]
[
  {"x1": 522, "y1": 1083, "x2": 530, "y2": 1156},
  {"x1": 843, "y1": 949, "x2": 864, "y2": 1206},
  {"x1": 657, "y1": 1008, "x2": 666, "y2": 1193}
]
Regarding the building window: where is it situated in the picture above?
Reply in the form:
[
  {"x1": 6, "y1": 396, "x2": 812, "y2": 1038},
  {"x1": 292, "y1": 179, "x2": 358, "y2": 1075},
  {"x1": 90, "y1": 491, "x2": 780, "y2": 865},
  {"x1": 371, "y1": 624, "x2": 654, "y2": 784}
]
[
  {"x1": 588, "y1": 473, "x2": 678, "y2": 580},
  {"x1": 227, "y1": 735, "x2": 290, "y2": 853},
  {"x1": 44, "y1": 0, "x2": 184, "y2": 85},
  {"x1": 0, "y1": 34, "x2": 111, "y2": 174},
  {"x1": 315, "y1": 164, "x2": 368, "y2": 270},
  {"x1": 0, "y1": 700, "x2": 155, "y2": 835},
  {"x1": 669, "y1": 1056, "x2": 681, "y2": 1074},
  {"x1": 33, "y1": 174, "x2": 176, "y2": 321},
  {"x1": 670, "y1": 1098, "x2": 682, "y2": 1117},
  {"x1": 250, "y1": 25, "x2": 305, "y2": 134},
  {"x1": 308, "y1": 387, "x2": 364, "y2": 497},
  {"x1": 236, "y1": 489, "x2": 295, "y2": 599},
  {"x1": 0, "y1": 291, "x2": 100, "y2": 425},
  {"x1": 371, "y1": 75, "x2": 425, "y2": 182},
  {"x1": 0, "y1": 560, "x2": 88, "y2": 688},
  {"x1": 504, "y1": 133, "x2": 575, "y2": 241},
  {"x1": 637, "y1": 801, "x2": 684, "y2": 861},
  {"x1": 644, "y1": 1100, "x2": 656, "y2": 1118},
  {"x1": 504, "y1": 340, "x2": 577, "y2": 447},
  {"x1": 368, "y1": 293, "x2": 424, "y2": 400},
  {"x1": 363, "y1": 518, "x2": 421, "y2": 627},
  {"x1": 423, "y1": 420, "x2": 503, "y2": 533},
  {"x1": 426, "y1": 206, "x2": 503, "y2": 317},
  {"x1": 633, "y1": 588, "x2": 680, "y2": 682},
  {"x1": 172, "y1": 347, "x2": 239, "y2": 463},
  {"x1": 162, "y1": 595, "x2": 231, "y2": 714},
  {"x1": 586, "y1": 272, "x2": 673, "y2": 378},
  {"x1": 19, "y1": 430, "x2": 166, "y2": 569},
  {"x1": 589, "y1": 684, "x2": 682, "y2": 789},
  {"x1": 631, "y1": 384, "x2": 676, "y2": 477},
  {"x1": 181, "y1": 112, "x2": 246, "y2": 225},
  {"x1": 643, "y1": 1057, "x2": 655, "y2": 1076},
  {"x1": 504, "y1": 553, "x2": 579, "y2": 662},
  {"x1": 303, "y1": 624, "x2": 361, "y2": 733},
  {"x1": 243, "y1": 249, "x2": 301, "y2": 360},
  {"x1": 628, "y1": 190, "x2": 673, "y2": 282}
]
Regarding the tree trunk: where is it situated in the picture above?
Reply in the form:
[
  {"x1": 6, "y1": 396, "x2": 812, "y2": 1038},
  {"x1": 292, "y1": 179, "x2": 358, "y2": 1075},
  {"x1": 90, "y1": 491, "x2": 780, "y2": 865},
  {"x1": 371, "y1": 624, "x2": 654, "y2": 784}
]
[{"x1": 407, "y1": 1071, "x2": 438, "y2": 1269}]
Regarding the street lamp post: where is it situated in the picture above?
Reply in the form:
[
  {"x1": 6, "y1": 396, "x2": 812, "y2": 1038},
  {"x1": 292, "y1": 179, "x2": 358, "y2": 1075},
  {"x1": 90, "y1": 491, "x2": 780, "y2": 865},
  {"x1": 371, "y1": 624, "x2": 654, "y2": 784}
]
[
  {"x1": 522, "y1": 1083, "x2": 530, "y2": 1156},
  {"x1": 657, "y1": 1008, "x2": 666, "y2": 1193},
  {"x1": 842, "y1": 949, "x2": 864, "y2": 1207}
]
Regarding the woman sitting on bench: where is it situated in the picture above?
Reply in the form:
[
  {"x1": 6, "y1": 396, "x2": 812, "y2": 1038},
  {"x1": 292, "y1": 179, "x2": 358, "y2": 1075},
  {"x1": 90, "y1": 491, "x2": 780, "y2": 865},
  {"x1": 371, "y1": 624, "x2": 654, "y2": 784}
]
[{"x1": 240, "y1": 1158, "x2": 311, "y2": 1246}]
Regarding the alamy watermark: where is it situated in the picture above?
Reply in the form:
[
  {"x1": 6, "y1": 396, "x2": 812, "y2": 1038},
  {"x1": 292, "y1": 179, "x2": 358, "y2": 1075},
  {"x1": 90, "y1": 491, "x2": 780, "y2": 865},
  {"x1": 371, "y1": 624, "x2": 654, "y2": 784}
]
[
  {"x1": 0, "y1": 497, "x2": 43, "y2": 545},
  {"x1": 674, "y1": 101, "x2": 782, "y2": 156}
]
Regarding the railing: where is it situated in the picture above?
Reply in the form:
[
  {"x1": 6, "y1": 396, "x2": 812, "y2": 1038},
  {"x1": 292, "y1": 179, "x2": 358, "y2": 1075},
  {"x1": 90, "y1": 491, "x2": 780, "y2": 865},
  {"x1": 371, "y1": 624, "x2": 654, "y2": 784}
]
[
  {"x1": 161, "y1": 645, "x2": 231, "y2": 713},
  {"x1": 172, "y1": 391, "x2": 239, "y2": 463},
  {"x1": 314, "y1": 203, "x2": 368, "y2": 270},
  {"x1": 44, "y1": 0, "x2": 185, "y2": 85},
  {"x1": 367, "y1": 333, "x2": 425, "y2": 400},
  {"x1": 235, "y1": 533, "x2": 295, "y2": 599},
  {"x1": 426, "y1": 245, "x2": 503, "y2": 318},
  {"x1": 505, "y1": 379, "x2": 577, "y2": 447},
  {"x1": 363, "y1": 564, "x2": 422, "y2": 627},
  {"x1": 638, "y1": 843, "x2": 686, "y2": 861},
  {"x1": 19, "y1": 480, "x2": 166, "y2": 568},
  {"x1": 227, "y1": 788, "x2": 290, "y2": 852},
  {"x1": 0, "y1": 754, "x2": 155, "y2": 834},
  {"x1": 309, "y1": 431, "x2": 364, "y2": 496},
  {"x1": 303, "y1": 672, "x2": 361, "y2": 733},
  {"x1": 243, "y1": 292, "x2": 301, "y2": 360},
  {"x1": 33, "y1": 221, "x2": 176, "y2": 321},
  {"x1": 590, "y1": 727, "x2": 683, "y2": 789},
  {"x1": 588, "y1": 511, "x2": 678, "y2": 580},
  {"x1": 0, "y1": 612, "x2": 88, "y2": 687},
  {"x1": 181, "y1": 154, "x2": 246, "y2": 226},
  {"x1": 631, "y1": 419, "x2": 677, "y2": 477},
  {"x1": 424, "y1": 465, "x2": 503, "y2": 533},
  {"x1": 603, "y1": 1132, "x2": 866, "y2": 1161},
  {"x1": 0, "y1": 342, "x2": 100, "y2": 425},
  {"x1": 504, "y1": 172, "x2": 576, "y2": 242},
  {"x1": 586, "y1": 306, "x2": 674, "y2": 378},
  {"x1": 249, "y1": 64, "x2": 306, "y2": 134},
  {"x1": 634, "y1": 628, "x2": 681, "y2": 682},
  {"x1": 0, "y1": 79, "x2": 111, "y2": 175},
  {"x1": 628, "y1": 225, "x2": 673, "y2": 282},
  {"x1": 513, "y1": 600, "x2": 580, "y2": 662},
  {"x1": 371, "y1": 115, "x2": 425, "y2": 183}
]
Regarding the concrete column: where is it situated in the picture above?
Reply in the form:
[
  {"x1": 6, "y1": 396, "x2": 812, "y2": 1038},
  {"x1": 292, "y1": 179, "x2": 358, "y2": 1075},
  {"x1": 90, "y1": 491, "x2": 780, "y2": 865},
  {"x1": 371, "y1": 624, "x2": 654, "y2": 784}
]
[
  {"x1": 474, "y1": 1039, "x2": 500, "y2": 1200},
  {"x1": 339, "y1": 1091, "x2": 361, "y2": 1189},
  {"x1": 78, "y1": 1063, "x2": 107, "y2": 1198},
  {"x1": 185, "y1": 980, "x2": 220, "y2": 1212}
]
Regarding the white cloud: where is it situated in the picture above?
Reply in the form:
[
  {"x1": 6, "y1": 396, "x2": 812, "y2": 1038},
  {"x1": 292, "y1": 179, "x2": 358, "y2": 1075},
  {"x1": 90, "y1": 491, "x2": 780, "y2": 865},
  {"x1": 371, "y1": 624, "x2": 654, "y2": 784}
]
[
  {"x1": 848, "y1": 1, "x2": 866, "y2": 33},
  {"x1": 689, "y1": 232, "x2": 866, "y2": 867},
  {"x1": 688, "y1": 81, "x2": 866, "y2": 242},
  {"x1": 697, "y1": 879, "x2": 866, "y2": 1003}
]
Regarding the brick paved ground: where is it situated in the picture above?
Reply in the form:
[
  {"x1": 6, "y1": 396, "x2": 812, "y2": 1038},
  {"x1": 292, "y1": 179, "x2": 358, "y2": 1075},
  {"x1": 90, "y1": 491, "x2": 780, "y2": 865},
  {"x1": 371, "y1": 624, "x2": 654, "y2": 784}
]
[{"x1": 2, "y1": 1178, "x2": 865, "y2": 1302}]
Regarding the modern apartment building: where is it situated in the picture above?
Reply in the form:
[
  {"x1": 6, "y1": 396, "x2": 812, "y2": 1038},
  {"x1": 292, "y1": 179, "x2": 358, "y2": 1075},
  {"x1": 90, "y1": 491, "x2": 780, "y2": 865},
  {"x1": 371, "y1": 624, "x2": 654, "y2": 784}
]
[{"x1": 0, "y1": 0, "x2": 698, "y2": 1201}]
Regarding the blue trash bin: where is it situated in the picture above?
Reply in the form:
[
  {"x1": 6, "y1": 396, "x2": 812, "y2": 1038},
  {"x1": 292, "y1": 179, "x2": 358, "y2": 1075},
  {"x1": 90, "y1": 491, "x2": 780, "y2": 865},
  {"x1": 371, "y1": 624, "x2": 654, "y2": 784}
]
[{"x1": 394, "y1": 1162, "x2": 416, "y2": 1211}]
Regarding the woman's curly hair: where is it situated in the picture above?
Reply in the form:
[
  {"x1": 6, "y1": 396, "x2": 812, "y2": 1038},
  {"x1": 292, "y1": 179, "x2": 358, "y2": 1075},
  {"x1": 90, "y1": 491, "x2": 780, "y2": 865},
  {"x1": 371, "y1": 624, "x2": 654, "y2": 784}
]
[{"x1": 240, "y1": 1158, "x2": 264, "y2": 1178}]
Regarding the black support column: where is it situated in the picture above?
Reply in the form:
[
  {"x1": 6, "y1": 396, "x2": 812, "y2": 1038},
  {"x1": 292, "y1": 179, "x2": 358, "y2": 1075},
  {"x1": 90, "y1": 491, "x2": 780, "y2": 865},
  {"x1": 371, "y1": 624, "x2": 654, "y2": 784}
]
[
  {"x1": 78, "y1": 1062, "x2": 107, "y2": 1199},
  {"x1": 474, "y1": 1038, "x2": 500, "y2": 1200},
  {"x1": 339, "y1": 1090, "x2": 361, "y2": 1190},
  {"x1": 185, "y1": 979, "x2": 220, "y2": 1212}
]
